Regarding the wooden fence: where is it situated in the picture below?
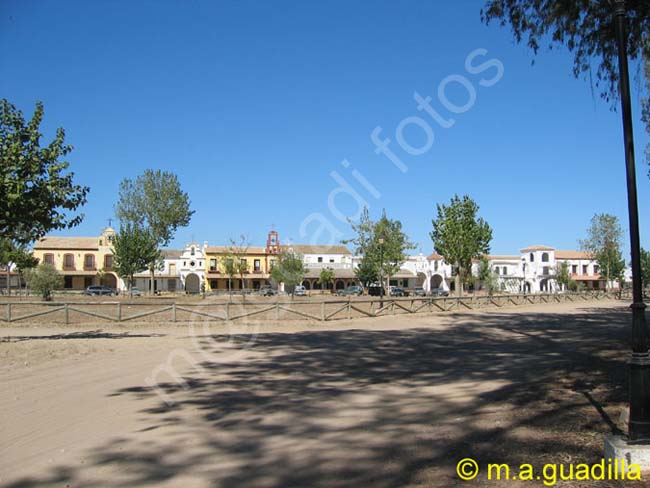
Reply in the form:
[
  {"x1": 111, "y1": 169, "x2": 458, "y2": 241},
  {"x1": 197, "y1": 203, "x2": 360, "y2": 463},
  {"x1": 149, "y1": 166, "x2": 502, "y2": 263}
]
[{"x1": 0, "y1": 291, "x2": 620, "y2": 326}]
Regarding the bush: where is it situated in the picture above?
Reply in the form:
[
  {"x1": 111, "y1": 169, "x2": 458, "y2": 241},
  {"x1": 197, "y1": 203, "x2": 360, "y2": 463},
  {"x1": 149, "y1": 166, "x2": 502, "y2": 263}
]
[{"x1": 24, "y1": 263, "x2": 62, "y2": 301}]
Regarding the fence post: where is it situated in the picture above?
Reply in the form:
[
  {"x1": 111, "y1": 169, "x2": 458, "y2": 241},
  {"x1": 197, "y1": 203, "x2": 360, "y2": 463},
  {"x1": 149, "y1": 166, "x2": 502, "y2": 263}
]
[
  {"x1": 6, "y1": 303, "x2": 10, "y2": 322},
  {"x1": 347, "y1": 297, "x2": 351, "y2": 320},
  {"x1": 117, "y1": 302, "x2": 122, "y2": 322},
  {"x1": 172, "y1": 302, "x2": 177, "y2": 323},
  {"x1": 64, "y1": 303, "x2": 69, "y2": 325},
  {"x1": 225, "y1": 302, "x2": 230, "y2": 322},
  {"x1": 321, "y1": 302, "x2": 325, "y2": 322},
  {"x1": 275, "y1": 300, "x2": 280, "y2": 320}
]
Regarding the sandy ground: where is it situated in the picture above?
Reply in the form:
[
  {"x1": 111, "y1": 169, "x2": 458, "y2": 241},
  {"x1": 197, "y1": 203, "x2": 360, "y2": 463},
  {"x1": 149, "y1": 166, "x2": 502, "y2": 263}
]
[{"x1": 0, "y1": 300, "x2": 646, "y2": 487}]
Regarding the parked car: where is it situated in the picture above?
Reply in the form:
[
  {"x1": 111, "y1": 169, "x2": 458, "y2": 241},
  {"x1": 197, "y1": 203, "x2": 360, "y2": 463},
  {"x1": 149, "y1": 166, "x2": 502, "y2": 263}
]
[
  {"x1": 259, "y1": 285, "x2": 277, "y2": 296},
  {"x1": 84, "y1": 285, "x2": 117, "y2": 297},
  {"x1": 293, "y1": 285, "x2": 307, "y2": 296},
  {"x1": 129, "y1": 287, "x2": 142, "y2": 297},
  {"x1": 337, "y1": 285, "x2": 363, "y2": 296},
  {"x1": 367, "y1": 284, "x2": 386, "y2": 297},
  {"x1": 413, "y1": 287, "x2": 427, "y2": 297},
  {"x1": 430, "y1": 287, "x2": 449, "y2": 297},
  {"x1": 389, "y1": 286, "x2": 408, "y2": 297}
]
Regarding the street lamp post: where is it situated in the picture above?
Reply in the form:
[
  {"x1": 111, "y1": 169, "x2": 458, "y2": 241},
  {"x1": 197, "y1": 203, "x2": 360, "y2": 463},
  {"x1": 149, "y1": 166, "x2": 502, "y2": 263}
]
[
  {"x1": 379, "y1": 233, "x2": 385, "y2": 308},
  {"x1": 612, "y1": 0, "x2": 650, "y2": 443}
]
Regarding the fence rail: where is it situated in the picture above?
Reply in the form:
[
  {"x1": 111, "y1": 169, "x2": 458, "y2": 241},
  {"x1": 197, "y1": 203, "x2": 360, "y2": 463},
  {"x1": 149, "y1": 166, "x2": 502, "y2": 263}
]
[{"x1": 0, "y1": 291, "x2": 621, "y2": 326}]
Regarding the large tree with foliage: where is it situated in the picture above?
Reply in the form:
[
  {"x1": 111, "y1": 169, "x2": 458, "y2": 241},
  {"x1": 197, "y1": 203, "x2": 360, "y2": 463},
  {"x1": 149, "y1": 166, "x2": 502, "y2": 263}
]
[
  {"x1": 430, "y1": 195, "x2": 493, "y2": 295},
  {"x1": 1, "y1": 99, "x2": 89, "y2": 245},
  {"x1": 579, "y1": 213, "x2": 626, "y2": 289},
  {"x1": 481, "y1": 0, "x2": 650, "y2": 104},
  {"x1": 343, "y1": 207, "x2": 415, "y2": 289},
  {"x1": 115, "y1": 169, "x2": 194, "y2": 294},
  {"x1": 0, "y1": 240, "x2": 38, "y2": 295},
  {"x1": 24, "y1": 263, "x2": 62, "y2": 301},
  {"x1": 270, "y1": 250, "x2": 305, "y2": 297},
  {"x1": 112, "y1": 224, "x2": 160, "y2": 296}
]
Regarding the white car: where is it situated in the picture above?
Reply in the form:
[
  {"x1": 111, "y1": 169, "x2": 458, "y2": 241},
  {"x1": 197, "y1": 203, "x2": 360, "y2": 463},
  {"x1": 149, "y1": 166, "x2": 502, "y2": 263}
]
[{"x1": 294, "y1": 285, "x2": 307, "y2": 296}]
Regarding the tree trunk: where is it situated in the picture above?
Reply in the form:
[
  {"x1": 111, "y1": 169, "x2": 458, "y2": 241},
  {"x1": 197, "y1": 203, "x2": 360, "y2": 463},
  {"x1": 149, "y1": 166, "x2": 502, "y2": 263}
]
[
  {"x1": 149, "y1": 265, "x2": 155, "y2": 296},
  {"x1": 5, "y1": 265, "x2": 10, "y2": 296}
]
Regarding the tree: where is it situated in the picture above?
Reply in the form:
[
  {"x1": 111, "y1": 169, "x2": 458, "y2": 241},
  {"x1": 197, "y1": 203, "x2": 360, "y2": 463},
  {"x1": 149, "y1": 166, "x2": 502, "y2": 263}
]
[
  {"x1": 477, "y1": 256, "x2": 499, "y2": 295},
  {"x1": 0, "y1": 99, "x2": 89, "y2": 245},
  {"x1": 354, "y1": 256, "x2": 378, "y2": 289},
  {"x1": 344, "y1": 207, "x2": 415, "y2": 290},
  {"x1": 430, "y1": 195, "x2": 493, "y2": 296},
  {"x1": 579, "y1": 213, "x2": 626, "y2": 289},
  {"x1": 554, "y1": 261, "x2": 574, "y2": 292},
  {"x1": 640, "y1": 248, "x2": 650, "y2": 290},
  {"x1": 24, "y1": 263, "x2": 62, "y2": 301},
  {"x1": 115, "y1": 169, "x2": 194, "y2": 295},
  {"x1": 270, "y1": 250, "x2": 305, "y2": 297},
  {"x1": 481, "y1": 1, "x2": 650, "y2": 104},
  {"x1": 112, "y1": 224, "x2": 160, "y2": 296},
  {"x1": 0, "y1": 240, "x2": 38, "y2": 296},
  {"x1": 318, "y1": 267, "x2": 335, "y2": 293},
  {"x1": 371, "y1": 210, "x2": 416, "y2": 289},
  {"x1": 221, "y1": 235, "x2": 250, "y2": 302}
]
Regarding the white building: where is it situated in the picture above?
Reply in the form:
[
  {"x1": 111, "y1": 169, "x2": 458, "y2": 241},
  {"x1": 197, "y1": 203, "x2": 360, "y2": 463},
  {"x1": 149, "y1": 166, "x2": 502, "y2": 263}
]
[{"x1": 134, "y1": 242, "x2": 207, "y2": 294}]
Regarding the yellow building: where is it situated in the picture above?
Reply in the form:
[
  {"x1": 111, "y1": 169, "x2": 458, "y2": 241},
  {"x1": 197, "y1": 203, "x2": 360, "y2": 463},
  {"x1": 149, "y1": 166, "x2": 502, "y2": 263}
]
[
  {"x1": 32, "y1": 227, "x2": 121, "y2": 290},
  {"x1": 204, "y1": 231, "x2": 281, "y2": 292}
]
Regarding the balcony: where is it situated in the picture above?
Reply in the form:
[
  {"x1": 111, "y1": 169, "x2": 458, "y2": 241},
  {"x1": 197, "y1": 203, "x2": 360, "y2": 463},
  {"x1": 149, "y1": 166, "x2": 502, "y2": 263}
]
[{"x1": 305, "y1": 262, "x2": 351, "y2": 269}]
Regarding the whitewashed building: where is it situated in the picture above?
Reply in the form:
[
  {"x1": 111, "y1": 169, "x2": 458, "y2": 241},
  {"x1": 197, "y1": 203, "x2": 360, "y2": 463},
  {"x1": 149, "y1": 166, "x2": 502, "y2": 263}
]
[{"x1": 134, "y1": 242, "x2": 207, "y2": 294}]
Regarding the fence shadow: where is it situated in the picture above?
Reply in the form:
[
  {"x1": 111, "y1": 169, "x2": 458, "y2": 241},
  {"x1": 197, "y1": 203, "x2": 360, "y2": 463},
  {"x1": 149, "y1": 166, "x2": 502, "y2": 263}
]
[{"x1": 5, "y1": 305, "x2": 645, "y2": 488}]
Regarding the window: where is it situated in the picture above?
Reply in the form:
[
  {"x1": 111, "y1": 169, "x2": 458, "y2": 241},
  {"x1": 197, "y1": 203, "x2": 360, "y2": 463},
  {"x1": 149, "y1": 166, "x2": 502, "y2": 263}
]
[
  {"x1": 44, "y1": 253, "x2": 54, "y2": 265},
  {"x1": 494, "y1": 267, "x2": 500, "y2": 275},
  {"x1": 191, "y1": 247, "x2": 195, "y2": 256},
  {"x1": 107, "y1": 234, "x2": 114, "y2": 243},
  {"x1": 529, "y1": 253, "x2": 534, "y2": 262},
  {"x1": 582, "y1": 265, "x2": 588, "y2": 275},
  {"x1": 240, "y1": 258, "x2": 247, "y2": 269},
  {"x1": 541, "y1": 252, "x2": 549, "y2": 262},
  {"x1": 168, "y1": 279, "x2": 177, "y2": 292},
  {"x1": 543, "y1": 266, "x2": 550, "y2": 275},
  {"x1": 593, "y1": 265, "x2": 599, "y2": 275},
  {"x1": 318, "y1": 257, "x2": 323, "y2": 263},
  {"x1": 329, "y1": 258, "x2": 335, "y2": 263},
  {"x1": 254, "y1": 259, "x2": 261, "y2": 272},
  {"x1": 270, "y1": 259, "x2": 276, "y2": 269},
  {"x1": 63, "y1": 253, "x2": 75, "y2": 269},
  {"x1": 84, "y1": 254, "x2": 95, "y2": 269},
  {"x1": 210, "y1": 259, "x2": 217, "y2": 271},
  {"x1": 104, "y1": 255, "x2": 113, "y2": 269},
  {"x1": 572, "y1": 265, "x2": 578, "y2": 274},
  {"x1": 502, "y1": 266, "x2": 507, "y2": 276},
  {"x1": 434, "y1": 261, "x2": 439, "y2": 271}
]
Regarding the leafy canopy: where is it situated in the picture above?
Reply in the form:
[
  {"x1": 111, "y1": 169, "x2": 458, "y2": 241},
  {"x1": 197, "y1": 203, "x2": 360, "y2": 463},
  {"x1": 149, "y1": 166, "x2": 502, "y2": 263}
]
[
  {"x1": 641, "y1": 248, "x2": 650, "y2": 289},
  {"x1": 24, "y1": 263, "x2": 62, "y2": 301},
  {"x1": 481, "y1": 0, "x2": 650, "y2": 103},
  {"x1": 430, "y1": 194, "x2": 493, "y2": 284},
  {"x1": 115, "y1": 169, "x2": 194, "y2": 247},
  {"x1": 0, "y1": 99, "x2": 89, "y2": 245},
  {"x1": 270, "y1": 250, "x2": 305, "y2": 294},
  {"x1": 318, "y1": 267, "x2": 335, "y2": 289},
  {"x1": 112, "y1": 224, "x2": 160, "y2": 288},
  {"x1": 579, "y1": 213, "x2": 626, "y2": 286}
]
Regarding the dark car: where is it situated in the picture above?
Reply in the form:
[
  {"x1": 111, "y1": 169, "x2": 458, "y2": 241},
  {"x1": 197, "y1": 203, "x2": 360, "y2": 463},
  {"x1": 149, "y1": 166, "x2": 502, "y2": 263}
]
[
  {"x1": 367, "y1": 284, "x2": 386, "y2": 297},
  {"x1": 84, "y1": 285, "x2": 117, "y2": 296},
  {"x1": 389, "y1": 286, "x2": 408, "y2": 297},
  {"x1": 337, "y1": 285, "x2": 363, "y2": 296},
  {"x1": 259, "y1": 285, "x2": 277, "y2": 296},
  {"x1": 430, "y1": 287, "x2": 449, "y2": 297},
  {"x1": 413, "y1": 287, "x2": 427, "y2": 297}
]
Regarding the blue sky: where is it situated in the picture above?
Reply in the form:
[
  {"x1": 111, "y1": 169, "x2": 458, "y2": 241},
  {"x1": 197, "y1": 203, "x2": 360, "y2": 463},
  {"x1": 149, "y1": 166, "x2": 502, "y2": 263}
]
[{"x1": 2, "y1": 0, "x2": 649, "y2": 255}]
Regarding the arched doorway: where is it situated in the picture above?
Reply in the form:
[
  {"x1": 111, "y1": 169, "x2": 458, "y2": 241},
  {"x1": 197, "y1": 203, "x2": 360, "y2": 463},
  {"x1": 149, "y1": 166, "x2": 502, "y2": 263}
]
[
  {"x1": 430, "y1": 274, "x2": 443, "y2": 291},
  {"x1": 539, "y1": 279, "x2": 549, "y2": 292},
  {"x1": 101, "y1": 273, "x2": 117, "y2": 289},
  {"x1": 302, "y1": 280, "x2": 311, "y2": 290},
  {"x1": 335, "y1": 280, "x2": 345, "y2": 290},
  {"x1": 185, "y1": 273, "x2": 200, "y2": 294},
  {"x1": 523, "y1": 281, "x2": 532, "y2": 293}
]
